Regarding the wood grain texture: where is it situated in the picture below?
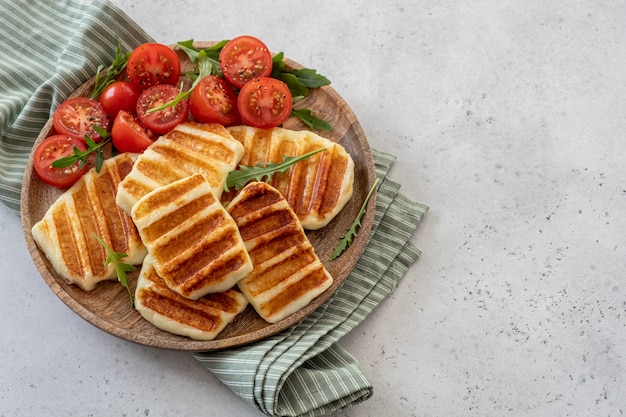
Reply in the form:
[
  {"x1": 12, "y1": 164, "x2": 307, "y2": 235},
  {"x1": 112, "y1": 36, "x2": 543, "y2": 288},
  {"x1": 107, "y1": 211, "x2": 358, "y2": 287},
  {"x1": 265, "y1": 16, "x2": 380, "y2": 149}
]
[{"x1": 20, "y1": 42, "x2": 376, "y2": 351}]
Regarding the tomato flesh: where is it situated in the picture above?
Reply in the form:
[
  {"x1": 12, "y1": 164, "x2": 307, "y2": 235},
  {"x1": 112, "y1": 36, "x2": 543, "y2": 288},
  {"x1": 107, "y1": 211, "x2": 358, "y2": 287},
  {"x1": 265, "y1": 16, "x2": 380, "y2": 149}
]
[
  {"x1": 237, "y1": 77, "x2": 293, "y2": 128},
  {"x1": 127, "y1": 43, "x2": 181, "y2": 90},
  {"x1": 33, "y1": 135, "x2": 88, "y2": 188},
  {"x1": 189, "y1": 75, "x2": 240, "y2": 126},
  {"x1": 219, "y1": 36, "x2": 273, "y2": 89},
  {"x1": 98, "y1": 81, "x2": 141, "y2": 119},
  {"x1": 112, "y1": 110, "x2": 155, "y2": 153},
  {"x1": 136, "y1": 84, "x2": 188, "y2": 135},
  {"x1": 53, "y1": 97, "x2": 109, "y2": 142}
]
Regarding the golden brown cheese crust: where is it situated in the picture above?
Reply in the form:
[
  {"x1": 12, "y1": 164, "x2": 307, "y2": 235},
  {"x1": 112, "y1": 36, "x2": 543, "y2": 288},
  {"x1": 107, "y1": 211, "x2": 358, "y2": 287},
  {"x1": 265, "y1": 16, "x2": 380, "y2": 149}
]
[
  {"x1": 116, "y1": 122, "x2": 245, "y2": 214},
  {"x1": 131, "y1": 173, "x2": 253, "y2": 300},
  {"x1": 135, "y1": 256, "x2": 249, "y2": 341},
  {"x1": 226, "y1": 181, "x2": 333, "y2": 323},
  {"x1": 31, "y1": 153, "x2": 146, "y2": 291},
  {"x1": 225, "y1": 125, "x2": 354, "y2": 230}
]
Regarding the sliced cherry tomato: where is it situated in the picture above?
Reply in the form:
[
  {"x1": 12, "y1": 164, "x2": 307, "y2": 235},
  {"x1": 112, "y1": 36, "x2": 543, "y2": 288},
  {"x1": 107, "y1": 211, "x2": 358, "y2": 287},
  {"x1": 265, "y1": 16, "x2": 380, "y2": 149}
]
[
  {"x1": 219, "y1": 35, "x2": 273, "y2": 89},
  {"x1": 127, "y1": 43, "x2": 181, "y2": 90},
  {"x1": 33, "y1": 135, "x2": 88, "y2": 188},
  {"x1": 237, "y1": 77, "x2": 293, "y2": 128},
  {"x1": 98, "y1": 81, "x2": 142, "y2": 119},
  {"x1": 136, "y1": 84, "x2": 188, "y2": 135},
  {"x1": 111, "y1": 110, "x2": 155, "y2": 153},
  {"x1": 189, "y1": 75, "x2": 240, "y2": 126},
  {"x1": 52, "y1": 97, "x2": 109, "y2": 142}
]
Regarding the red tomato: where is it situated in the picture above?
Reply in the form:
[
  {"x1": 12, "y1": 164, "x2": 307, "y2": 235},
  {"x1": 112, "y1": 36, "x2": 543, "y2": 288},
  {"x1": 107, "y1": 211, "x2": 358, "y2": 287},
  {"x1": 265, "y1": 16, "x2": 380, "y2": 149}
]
[
  {"x1": 111, "y1": 110, "x2": 155, "y2": 153},
  {"x1": 237, "y1": 77, "x2": 293, "y2": 128},
  {"x1": 219, "y1": 36, "x2": 273, "y2": 89},
  {"x1": 52, "y1": 97, "x2": 109, "y2": 142},
  {"x1": 189, "y1": 75, "x2": 240, "y2": 125},
  {"x1": 98, "y1": 81, "x2": 142, "y2": 119},
  {"x1": 33, "y1": 135, "x2": 88, "y2": 188},
  {"x1": 127, "y1": 43, "x2": 181, "y2": 90},
  {"x1": 136, "y1": 84, "x2": 188, "y2": 135}
]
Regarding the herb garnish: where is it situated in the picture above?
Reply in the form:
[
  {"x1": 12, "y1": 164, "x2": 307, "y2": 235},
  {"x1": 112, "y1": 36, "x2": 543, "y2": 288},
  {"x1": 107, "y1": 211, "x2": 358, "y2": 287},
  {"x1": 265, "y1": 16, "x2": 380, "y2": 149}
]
[
  {"x1": 330, "y1": 177, "x2": 380, "y2": 260},
  {"x1": 225, "y1": 148, "x2": 326, "y2": 192},
  {"x1": 174, "y1": 40, "x2": 332, "y2": 129},
  {"x1": 94, "y1": 234, "x2": 136, "y2": 306},
  {"x1": 90, "y1": 40, "x2": 130, "y2": 99},
  {"x1": 145, "y1": 48, "x2": 214, "y2": 115},
  {"x1": 51, "y1": 126, "x2": 111, "y2": 173}
]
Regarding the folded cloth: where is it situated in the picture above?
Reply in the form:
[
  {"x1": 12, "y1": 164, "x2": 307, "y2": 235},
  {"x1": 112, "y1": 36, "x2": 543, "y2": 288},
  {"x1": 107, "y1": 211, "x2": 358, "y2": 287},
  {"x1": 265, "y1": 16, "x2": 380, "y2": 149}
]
[
  {"x1": 194, "y1": 151, "x2": 428, "y2": 416},
  {"x1": 0, "y1": 0, "x2": 152, "y2": 213},
  {"x1": 0, "y1": 1, "x2": 429, "y2": 416}
]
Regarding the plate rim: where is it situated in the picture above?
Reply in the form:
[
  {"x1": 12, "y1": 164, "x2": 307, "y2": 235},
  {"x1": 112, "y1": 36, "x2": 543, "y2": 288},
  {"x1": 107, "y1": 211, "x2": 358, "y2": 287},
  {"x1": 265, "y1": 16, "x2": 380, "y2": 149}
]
[{"x1": 20, "y1": 42, "x2": 377, "y2": 351}]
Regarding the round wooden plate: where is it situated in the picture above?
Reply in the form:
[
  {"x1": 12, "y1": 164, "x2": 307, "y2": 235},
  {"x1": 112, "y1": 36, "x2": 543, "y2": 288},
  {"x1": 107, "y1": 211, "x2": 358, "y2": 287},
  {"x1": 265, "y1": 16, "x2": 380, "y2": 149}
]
[{"x1": 20, "y1": 42, "x2": 376, "y2": 351}]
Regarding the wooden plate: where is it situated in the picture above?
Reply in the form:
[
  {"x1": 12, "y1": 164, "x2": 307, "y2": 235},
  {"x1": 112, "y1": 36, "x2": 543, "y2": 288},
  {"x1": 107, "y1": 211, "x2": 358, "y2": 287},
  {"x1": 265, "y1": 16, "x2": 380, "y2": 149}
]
[{"x1": 20, "y1": 42, "x2": 376, "y2": 351}]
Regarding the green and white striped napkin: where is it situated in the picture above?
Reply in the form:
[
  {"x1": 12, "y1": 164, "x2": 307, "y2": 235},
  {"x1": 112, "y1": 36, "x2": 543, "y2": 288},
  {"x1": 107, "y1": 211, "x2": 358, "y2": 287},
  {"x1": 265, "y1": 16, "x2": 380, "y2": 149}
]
[{"x1": 0, "y1": 1, "x2": 428, "y2": 416}]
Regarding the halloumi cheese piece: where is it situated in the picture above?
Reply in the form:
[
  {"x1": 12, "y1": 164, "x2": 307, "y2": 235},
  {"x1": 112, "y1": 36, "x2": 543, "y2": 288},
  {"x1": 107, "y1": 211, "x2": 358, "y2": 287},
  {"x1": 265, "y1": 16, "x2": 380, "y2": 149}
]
[
  {"x1": 131, "y1": 173, "x2": 253, "y2": 300},
  {"x1": 135, "y1": 255, "x2": 249, "y2": 341},
  {"x1": 225, "y1": 125, "x2": 355, "y2": 230},
  {"x1": 226, "y1": 181, "x2": 334, "y2": 323},
  {"x1": 116, "y1": 122, "x2": 244, "y2": 214},
  {"x1": 31, "y1": 153, "x2": 146, "y2": 291}
]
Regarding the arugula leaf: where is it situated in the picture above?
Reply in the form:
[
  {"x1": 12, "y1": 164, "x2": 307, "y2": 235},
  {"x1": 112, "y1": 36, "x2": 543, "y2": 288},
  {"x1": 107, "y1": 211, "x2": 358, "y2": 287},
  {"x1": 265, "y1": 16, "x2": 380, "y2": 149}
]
[
  {"x1": 271, "y1": 52, "x2": 331, "y2": 94},
  {"x1": 90, "y1": 40, "x2": 130, "y2": 99},
  {"x1": 52, "y1": 126, "x2": 111, "y2": 173},
  {"x1": 271, "y1": 52, "x2": 333, "y2": 129},
  {"x1": 146, "y1": 49, "x2": 213, "y2": 114},
  {"x1": 174, "y1": 39, "x2": 334, "y2": 129},
  {"x1": 290, "y1": 108, "x2": 332, "y2": 131},
  {"x1": 330, "y1": 177, "x2": 380, "y2": 260},
  {"x1": 93, "y1": 234, "x2": 137, "y2": 306},
  {"x1": 177, "y1": 39, "x2": 227, "y2": 76},
  {"x1": 225, "y1": 148, "x2": 326, "y2": 192}
]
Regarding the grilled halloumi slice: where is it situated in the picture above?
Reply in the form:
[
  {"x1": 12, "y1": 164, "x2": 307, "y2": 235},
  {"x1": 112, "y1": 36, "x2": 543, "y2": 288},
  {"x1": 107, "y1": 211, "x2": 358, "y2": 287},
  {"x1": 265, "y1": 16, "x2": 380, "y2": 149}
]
[
  {"x1": 31, "y1": 153, "x2": 146, "y2": 291},
  {"x1": 226, "y1": 181, "x2": 334, "y2": 323},
  {"x1": 135, "y1": 255, "x2": 249, "y2": 341},
  {"x1": 226, "y1": 125, "x2": 354, "y2": 230},
  {"x1": 131, "y1": 173, "x2": 253, "y2": 300},
  {"x1": 116, "y1": 122, "x2": 244, "y2": 215}
]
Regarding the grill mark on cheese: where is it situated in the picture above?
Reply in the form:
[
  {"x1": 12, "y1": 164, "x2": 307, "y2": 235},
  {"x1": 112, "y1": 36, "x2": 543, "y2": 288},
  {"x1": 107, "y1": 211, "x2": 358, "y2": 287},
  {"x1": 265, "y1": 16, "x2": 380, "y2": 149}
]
[
  {"x1": 116, "y1": 122, "x2": 245, "y2": 215},
  {"x1": 134, "y1": 155, "x2": 187, "y2": 185},
  {"x1": 226, "y1": 125, "x2": 354, "y2": 230},
  {"x1": 32, "y1": 153, "x2": 145, "y2": 291},
  {"x1": 242, "y1": 249, "x2": 316, "y2": 296},
  {"x1": 132, "y1": 173, "x2": 252, "y2": 299},
  {"x1": 171, "y1": 249, "x2": 249, "y2": 297},
  {"x1": 150, "y1": 141, "x2": 225, "y2": 185},
  {"x1": 73, "y1": 183, "x2": 107, "y2": 276},
  {"x1": 259, "y1": 264, "x2": 329, "y2": 318},
  {"x1": 226, "y1": 181, "x2": 333, "y2": 323},
  {"x1": 320, "y1": 146, "x2": 349, "y2": 216},
  {"x1": 247, "y1": 227, "x2": 302, "y2": 264},
  {"x1": 140, "y1": 193, "x2": 216, "y2": 242},
  {"x1": 166, "y1": 129, "x2": 238, "y2": 162},
  {"x1": 135, "y1": 258, "x2": 249, "y2": 340},
  {"x1": 133, "y1": 173, "x2": 209, "y2": 220},
  {"x1": 52, "y1": 200, "x2": 84, "y2": 278}
]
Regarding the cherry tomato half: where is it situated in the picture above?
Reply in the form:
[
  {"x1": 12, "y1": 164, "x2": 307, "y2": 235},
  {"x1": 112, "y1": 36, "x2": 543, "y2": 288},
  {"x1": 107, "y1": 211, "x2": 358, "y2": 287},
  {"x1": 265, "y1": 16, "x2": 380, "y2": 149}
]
[
  {"x1": 52, "y1": 97, "x2": 109, "y2": 142},
  {"x1": 136, "y1": 84, "x2": 188, "y2": 135},
  {"x1": 111, "y1": 110, "x2": 155, "y2": 153},
  {"x1": 127, "y1": 43, "x2": 181, "y2": 90},
  {"x1": 219, "y1": 35, "x2": 273, "y2": 89},
  {"x1": 33, "y1": 135, "x2": 88, "y2": 188},
  {"x1": 189, "y1": 75, "x2": 240, "y2": 126},
  {"x1": 237, "y1": 77, "x2": 293, "y2": 128},
  {"x1": 98, "y1": 81, "x2": 142, "y2": 119}
]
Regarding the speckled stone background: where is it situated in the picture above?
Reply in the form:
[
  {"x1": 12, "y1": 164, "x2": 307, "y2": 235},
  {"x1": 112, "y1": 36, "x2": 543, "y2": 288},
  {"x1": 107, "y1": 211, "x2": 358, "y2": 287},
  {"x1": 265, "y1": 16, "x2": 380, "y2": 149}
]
[{"x1": 1, "y1": 1, "x2": 624, "y2": 416}]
